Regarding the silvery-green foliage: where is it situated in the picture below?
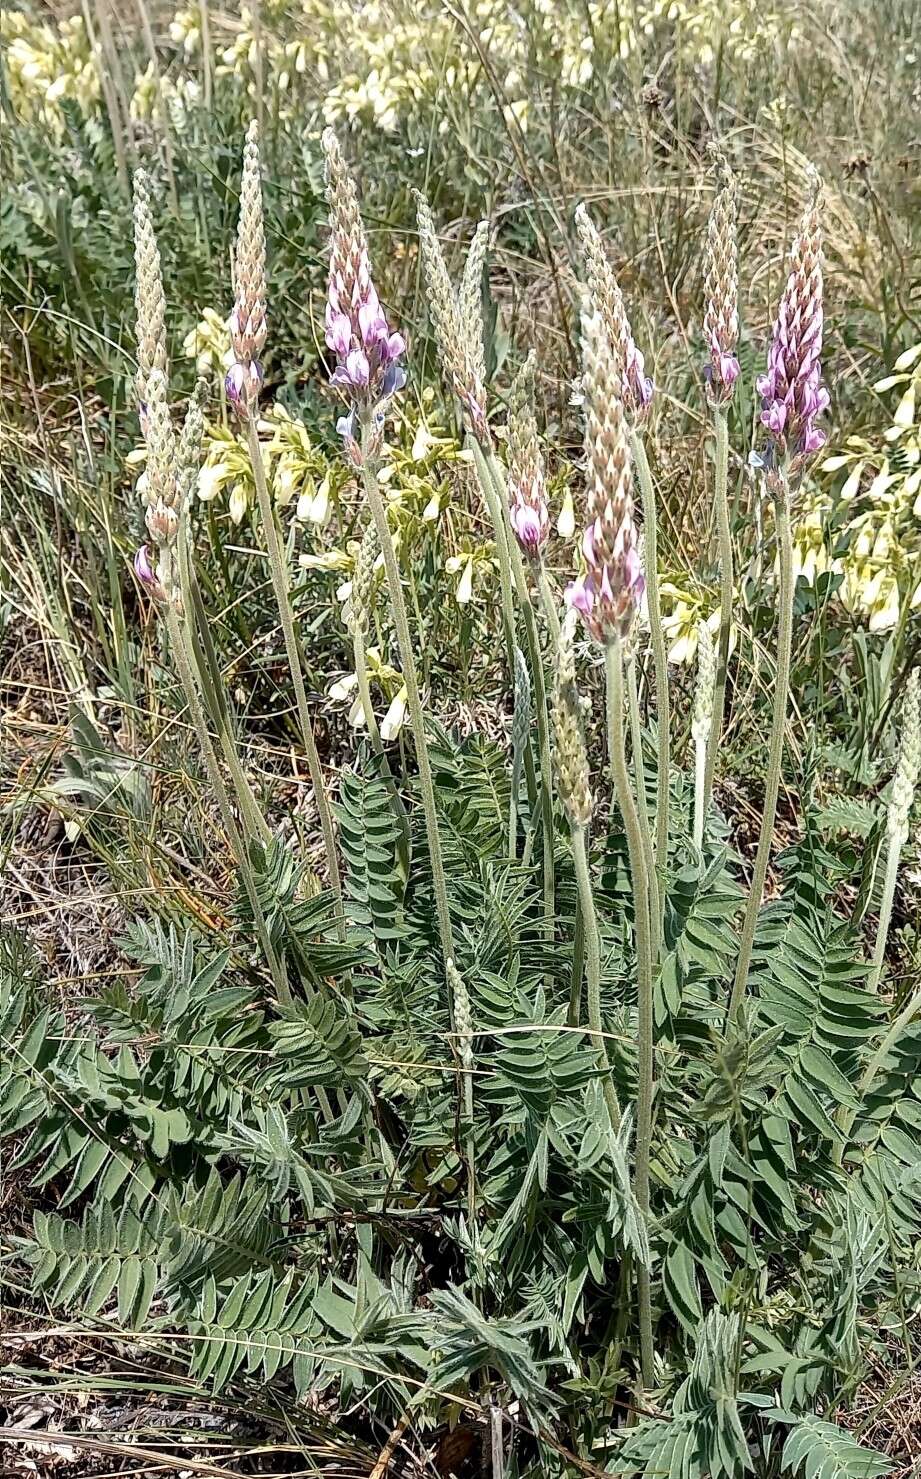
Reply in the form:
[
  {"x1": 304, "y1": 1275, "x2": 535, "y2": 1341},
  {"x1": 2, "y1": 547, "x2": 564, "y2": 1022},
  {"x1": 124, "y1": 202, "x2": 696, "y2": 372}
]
[{"x1": 0, "y1": 724, "x2": 912, "y2": 1473}]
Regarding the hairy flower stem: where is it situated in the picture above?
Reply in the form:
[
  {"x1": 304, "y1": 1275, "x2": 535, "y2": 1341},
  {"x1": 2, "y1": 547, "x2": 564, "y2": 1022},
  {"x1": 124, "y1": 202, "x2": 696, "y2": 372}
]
[
  {"x1": 165, "y1": 606, "x2": 289, "y2": 1007},
  {"x1": 703, "y1": 408, "x2": 733, "y2": 814},
  {"x1": 570, "y1": 824, "x2": 620, "y2": 1133},
  {"x1": 246, "y1": 419, "x2": 344, "y2": 936},
  {"x1": 568, "y1": 885, "x2": 586, "y2": 1029},
  {"x1": 605, "y1": 639, "x2": 655, "y2": 1391},
  {"x1": 626, "y1": 656, "x2": 660, "y2": 958},
  {"x1": 728, "y1": 484, "x2": 795, "y2": 1024},
  {"x1": 359, "y1": 411, "x2": 455, "y2": 978},
  {"x1": 176, "y1": 515, "x2": 271, "y2": 850},
  {"x1": 630, "y1": 433, "x2": 669, "y2": 937},
  {"x1": 476, "y1": 441, "x2": 555, "y2": 936}
]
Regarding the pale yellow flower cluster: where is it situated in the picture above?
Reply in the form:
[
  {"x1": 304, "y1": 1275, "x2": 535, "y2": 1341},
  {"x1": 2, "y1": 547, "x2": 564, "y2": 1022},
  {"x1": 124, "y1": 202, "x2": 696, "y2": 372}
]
[
  {"x1": 818, "y1": 343, "x2": 921, "y2": 632},
  {"x1": 2, "y1": 13, "x2": 99, "y2": 128}
]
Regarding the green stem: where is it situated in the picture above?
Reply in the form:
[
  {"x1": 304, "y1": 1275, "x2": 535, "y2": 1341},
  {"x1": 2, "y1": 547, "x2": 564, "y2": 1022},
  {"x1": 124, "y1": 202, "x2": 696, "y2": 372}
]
[
  {"x1": 358, "y1": 412, "x2": 455, "y2": 976},
  {"x1": 630, "y1": 434, "x2": 670, "y2": 920},
  {"x1": 177, "y1": 508, "x2": 271, "y2": 849},
  {"x1": 537, "y1": 568, "x2": 562, "y2": 646},
  {"x1": 626, "y1": 655, "x2": 660, "y2": 962},
  {"x1": 571, "y1": 824, "x2": 620, "y2": 1133},
  {"x1": 606, "y1": 640, "x2": 655, "y2": 1391},
  {"x1": 704, "y1": 408, "x2": 733, "y2": 815},
  {"x1": 246, "y1": 416, "x2": 344, "y2": 935},
  {"x1": 728, "y1": 481, "x2": 794, "y2": 1024},
  {"x1": 568, "y1": 884, "x2": 585, "y2": 1029},
  {"x1": 165, "y1": 606, "x2": 290, "y2": 1007}
]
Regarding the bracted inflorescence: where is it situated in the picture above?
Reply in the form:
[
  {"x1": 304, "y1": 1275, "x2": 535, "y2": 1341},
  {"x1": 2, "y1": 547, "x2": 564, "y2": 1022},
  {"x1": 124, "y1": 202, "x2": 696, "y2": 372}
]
[
  {"x1": 226, "y1": 122, "x2": 268, "y2": 417},
  {"x1": 132, "y1": 177, "x2": 184, "y2": 607},
  {"x1": 568, "y1": 303, "x2": 646, "y2": 645},
  {"x1": 888, "y1": 669, "x2": 920, "y2": 847},
  {"x1": 551, "y1": 609, "x2": 593, "y2": 827},
  {"x1": 757, "y1": 170, "x2": 828, "y2": 478},
  {"x1": 574, "y1": 203, "x2": 653, "y2": 421},
  {"x1": 692, "y1": 620, "x2": 716, "y2": 745},
  {"x1": 703, "y1": 152, "x2": 740, "y2": 404},
  {"x1": 506, "y1": 353, "x2": 550, "y2": 559},
  {"x1": 348, "y1": 517, "x2": 381, "y2": 638},
  {"x1": 414, "y1": 193, "x2": 489, "y2": 443},
  {"x1": 322, "y1": 128, "x2": 406, "y2": 460}
]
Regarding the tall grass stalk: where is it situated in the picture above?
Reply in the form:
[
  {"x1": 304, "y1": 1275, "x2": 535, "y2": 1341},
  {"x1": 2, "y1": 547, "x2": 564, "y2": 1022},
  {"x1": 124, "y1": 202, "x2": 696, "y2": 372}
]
[
  {"x1": 727, "y1": 482, "x2": 795, "y2": 1023},
  {"x1": 476, "y1": 440, "x2": 555, "y2": 934},
  {"x1": 703, "y1": 408, "x2": 733, "y2": 815},
  {"x1": 176, "y1": 514, "x2": 272, "y2": 851},
  {"x1": 570, "y1": 824, "x2": 620, "y2": 1134},
  {"x1": 606, "y1": 639, "x2": 655, "y2": 1389},
  {"x1": 626, "y1": 654, "x2": 660, "y2": 955},
  {"x1": 630, "y1": 432, "x2": 670, "y2": 931},
  {"x1": 359, "y1": 411, "x2": 455, "y2": 978},
  {"x1": 165, "y1": 606, "x2": 289, "y2": 1006},
  {"x1": 246, "y1": 420, "x2": 345, "y2": 933}
]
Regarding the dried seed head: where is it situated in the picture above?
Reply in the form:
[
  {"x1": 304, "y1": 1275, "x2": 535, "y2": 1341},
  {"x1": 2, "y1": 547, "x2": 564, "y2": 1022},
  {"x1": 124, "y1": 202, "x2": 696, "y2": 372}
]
[
  {"x1": 703, "y1": 150, "x2": 740, "y2": 405},
  {"x1": 227, "y1": 121, "x2": 268, "y2": 416},
  {"x1": 446, "y1": 958, "x2": 474, "y2": 1076},
  {"x1": 507, "y1": 353, "x2": 549, "y2": 558},
  {"x1": 133, "y1": 170, "x2": 168, "y2": 411},
  {"x1": 567, "y1": 301, "x2": 645, "y2": 645},
  {"x1": 322, "y1": 129, "x2": 406, "y2": 429},
  {"x1": 414, "y1": 192, "x2": 488, "y2": 442},
  {"x1": 349, "y1": 517, "x2": 380, "y2": 638},
  {"x1": 552, "y1": 608, "x2": 593, "y2": 826},
  {"x1": 889, "y1": 669, "x2": 920, "y2": 845},
  {"x1": 574, "y1": 203, "x2": 653, "y2": 420},
  {"x1": 757, "y1": 168, "x2": 828, "y2": 477},
  {"x1": 691, "y1": 621, "x2": 716, "y2": 741}
]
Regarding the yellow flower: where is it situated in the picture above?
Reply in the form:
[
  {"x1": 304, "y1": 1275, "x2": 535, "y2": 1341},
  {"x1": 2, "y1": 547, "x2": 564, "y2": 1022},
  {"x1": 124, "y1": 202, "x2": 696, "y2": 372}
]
[
  {"x1": 182, "y1": 309, "x2": 232, "y2": 376},
  {"x1": 381, "y1": 686, "x2": 408, "y2": 741}
]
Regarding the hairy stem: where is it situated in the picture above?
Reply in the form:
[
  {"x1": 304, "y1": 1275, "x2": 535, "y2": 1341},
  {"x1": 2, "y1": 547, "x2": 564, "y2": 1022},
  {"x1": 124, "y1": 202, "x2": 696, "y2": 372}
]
[
  {"x1": 728, "y1": 482, "x2": 794, "y2": 1024},
  {"x1": 606, "y1": 640, "x2": 656, "y2": 1391},
  {"x1": 359, "y1": 412, "x2": 455, "y2": 977},
  {"x1": 246, "y1": 417, "x2": 344, "y2": 935},
  {"x1": 626, "y1": 655, "x2": 660, "y2": 961},
  {"x1": 571, "y1": 824, "x2": 620, "y2": 1133},
  {"x1": 630, "y1": 433, "x2": 670, "y2": 924},
  {"x1": 704, "y1": 407, "x2": 733, "y2": 815}
]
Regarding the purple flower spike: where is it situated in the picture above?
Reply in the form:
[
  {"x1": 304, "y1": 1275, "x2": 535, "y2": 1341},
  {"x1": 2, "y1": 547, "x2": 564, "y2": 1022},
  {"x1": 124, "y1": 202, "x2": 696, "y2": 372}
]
[
  {"x1": 758, "y1": 176, "x2": 828, "y2": 476},
  {"x1": 134, "y1": 544, "x2": 166, "y2": 602},
  {"x1": 225, "y1": 358, "x2": 263, "y2": 414},
  {"x1": 323, "y1": 130, "x2": 407, "y2": 419}
]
